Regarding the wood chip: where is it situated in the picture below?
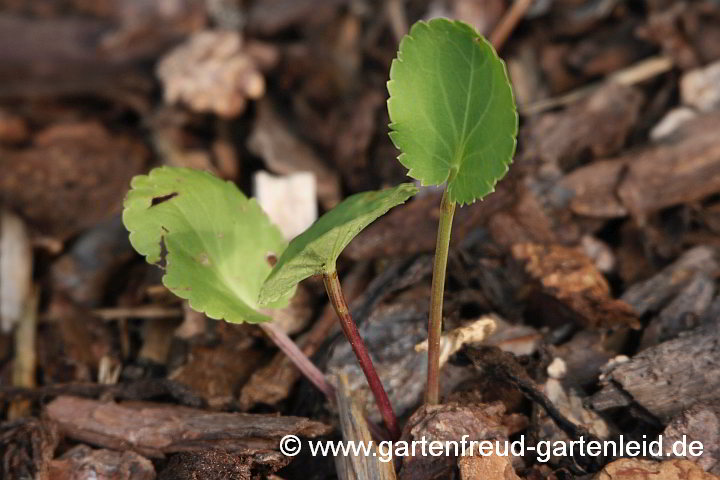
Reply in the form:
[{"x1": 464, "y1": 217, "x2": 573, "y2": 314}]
[
  {"x1": 590, "y1": 327, "x2": 720, "y2": 421},
  {"x1": 621, "y1": 246, "x2": 719, "y2": 316},
  {"x1": 334, "y1": 373, "x2": 396, "y2": 480},
  {"x1": 48, "y1": 445, "x2": 156, "y2": 480},
  {"x1": 522, "y1": 83, "x2": 643, "y2": 170},
  {"x1": 46, "y1": 396, "x2": 331, "y2": 458},
  {"x1": 458, "y1": 453, "x2": 521, "y2": 480},
  {"x1": 662, "y1": 403, "x2": 720, "y2": 474},
  {"x1": 399, "y1": 402, "x2": 508, "y2": 480},
  {"x1": 512, "y1": 243, "x2": 640, "y2": 330},
  {"x1": 561, "y1": 112, "x2": 720, "y2": 218},
  {"x1": 595, "y1": 458, "x2": 719, "y2": 480}
]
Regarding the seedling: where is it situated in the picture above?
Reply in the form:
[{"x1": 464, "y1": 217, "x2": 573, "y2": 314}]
[
  {"x1": 387, "y1": 19, "x2": 518, "y2": 404},
  {"x1": 123, "y1": 166, "x2": 416, "y2": 440},
  {"x1": 259, "y1": 183, "x2": 418, "y2": 440}
]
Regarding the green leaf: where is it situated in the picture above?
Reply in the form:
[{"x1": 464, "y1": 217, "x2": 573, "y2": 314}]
[
  {"x1": 387, "y1": 18, "x2": 518, "y2": 206},
  {"x1": 122, "y1": 166, "x2": 292, "y2": 324},
  {"x1": 259, "y1": 183, "x2": 418, "y2": 304}
]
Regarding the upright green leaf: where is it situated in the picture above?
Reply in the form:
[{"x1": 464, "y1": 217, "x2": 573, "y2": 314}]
[
  {"x1": 387, "y1": 18, "x2": 518, "y2": 205},
  {"x1": 259, "y1": 183, "x2": 418, "y2": 304},
  {"x1": 122, "y1": 166, "x2": 292, "y2": 324}
]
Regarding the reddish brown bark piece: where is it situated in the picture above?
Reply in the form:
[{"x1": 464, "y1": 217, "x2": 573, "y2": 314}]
[
  {"x1": 0, "y1": 418, "x2": 58, "y2": 480},
  {"x1": 399, "y1": 402, "x2": 508, "y2": 480},
  {"x1": 169, "y1": 343, "x2": 266, "y2": 410},
  {"x1": 46, "y1": 396, "x2": 331, "y2": 458},
  {"x1": 49, "y1": 445, "x2": 155, "y2": 480},
  {"x1": 458, "y1": 453, "x2": 521, "y2": 480},
  {"x1": 522, "y1": 83, "x2": 644, "y2": 170},
  {"x1": 0, "y1": 122, "x2": 147, "y2": 238},
  {"x1": 562, "y1": 112, "x2": 720, "y2": 218},
  {"x1": 511, "y1": 243, "x2": 640, "y2": 330},
  {"x1": 157, "y1": 450, "x2": 289, "y2": 480},
  {"x1": 595, "y1": 458, "x2": 719, "y2": 480}
]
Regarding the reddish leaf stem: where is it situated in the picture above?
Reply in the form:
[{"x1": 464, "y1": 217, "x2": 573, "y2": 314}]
[
  {"x1": 323, "y1": 271, "x2": 401, "y2": 440},
  {"x1": 259, "y1": 322, "x2": 335, "y2": 399}
]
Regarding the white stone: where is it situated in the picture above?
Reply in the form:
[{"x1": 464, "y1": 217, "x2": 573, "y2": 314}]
[{"x1": 254, "y1": 170, "x2": 317, "y2": 240}]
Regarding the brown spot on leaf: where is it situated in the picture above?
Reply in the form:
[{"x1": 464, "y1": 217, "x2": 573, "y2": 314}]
[{"x1": 150, "y1": 192, "x2": 179, "y2": 207}]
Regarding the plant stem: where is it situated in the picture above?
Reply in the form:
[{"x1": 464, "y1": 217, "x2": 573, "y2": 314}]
[
  {"x1": 426, "y1": 186, "x2": 456, "y2": 405},
  {"x1": 259, "y1": 322, "x2": 335, "y2": 399},
  {"x1": 323, "y1": 270, "x2": 401, "y2": 440}
]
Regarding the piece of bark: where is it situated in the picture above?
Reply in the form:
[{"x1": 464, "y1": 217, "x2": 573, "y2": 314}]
[
  {"x1": 522, "y1": 83, "x2": 643, "y2": 170},
  {"x1": 639, "y1": 272, "x2": 715, "y2": 349},
  {"x1": 559, "y1": 159, "x2": 628, "y2": 218},
  {"x1": 0, "y1": 379, "x2": 204, "y2": 407},
  {"x1": 0, "y1": 418, "x2": 58, "y2": 480},
  {"x1": 458, "y1": 453, "x2": 521, "y2": 480},
  {"x1": 0, "y1": 122, "x2": 147, "y2": 239},
  {"x1": 512, "y1": 243, "x2": 640, "y2": 330},
  {"x1": 158, "y1": 450, "x2": 289, "y2": 480},
  {"x1": 46, "y1": 396, "x2": 331, "y2": 458},
  {"x1": 661, "y1": 403, "x2": 720, "y2": 474},
  {"x1": 590, "y1": 327, "x2": 720, "y2": 421},
  {"x1": 48, "y1": 445, "x2": 155, "y2": 480},
  {"x1": 621, "y1": 246, "x2": 719, "y2": 316},
  {"x1": 334, "y1": 373, "x2": 396, "y2": 480},
  {"x1": 399, "y1": 402, "x2": 508, "y2": 480},
  {"x1": 595, "y1": 458, "x2": 719, "y2": 480},
  {"x1": 562, "y1": 112, "x2": 720, "y2": 219},
  {"x1": 247, "y1": 100, "x2": 341, "y2": 209},
  {"x1": 488, "y1": 188, "x2": 557, "y2": 249},
  {"x1": 169, "y1": 343, "x2": 265, "y2": 409},
  {"x1": 157, "y1": 31, "x2": 265, "y2": 118}
]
